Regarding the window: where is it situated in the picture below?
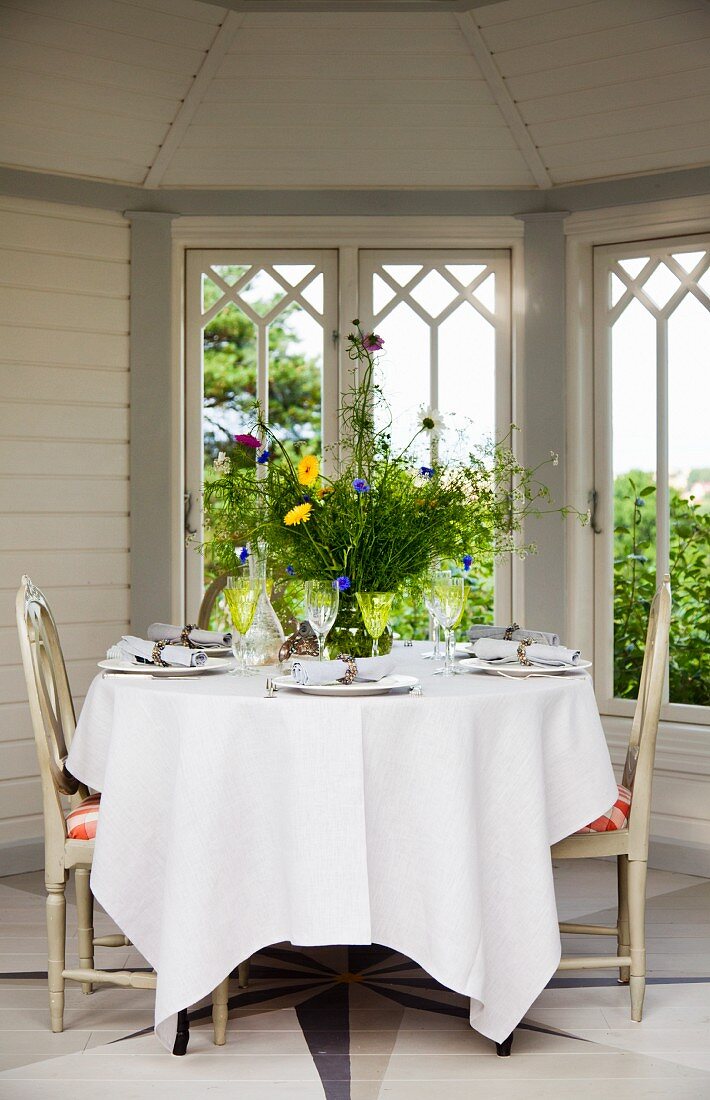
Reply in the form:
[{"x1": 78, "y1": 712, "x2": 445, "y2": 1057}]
[
  {"x1": 594, "y1": 237, "x2": 710, "y2": 719},
  {"x1": 185, "y1": 245, "x2": 513, "y2": 626}
]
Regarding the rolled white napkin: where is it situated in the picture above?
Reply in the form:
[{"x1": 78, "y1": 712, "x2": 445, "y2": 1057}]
[
  {"x1": 468, "y1": 624, "x2": 560, "y2": 646},
  {"x1": 471, "y1": 638, "x2": 580, "y2": 667},
  {"x1": 291, "y1": 655, "x2": 396, "y2": 686},
  {"x1": 114, "y1": 636, "x2": 207, "y2": 668},
  {"x1": 147, "y1": 622, "x2": 231, "y2": 647}
]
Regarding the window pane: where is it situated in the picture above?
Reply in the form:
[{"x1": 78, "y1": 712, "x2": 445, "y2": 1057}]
[
  {"x1": 667, "y1": 291, "x2": 710, "y2": 706},
  {"x1": 438, "y1": 301, "x2": 495, "y2": 461},
  {"x1": 268, "y1": 304, "x2": 323, "y2": 463},
  {"x1": 611, "y1": 296, "x2": 657, "y2": 701}
]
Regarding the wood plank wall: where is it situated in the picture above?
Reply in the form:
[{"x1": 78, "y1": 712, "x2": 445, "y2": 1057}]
[{"x1": 0, "y1": 196, "x2": 130, "y2": 851}]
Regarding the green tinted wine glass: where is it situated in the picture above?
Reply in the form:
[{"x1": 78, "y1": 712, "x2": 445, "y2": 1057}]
[
  {"x1": 355, "y1": 592, "x2": 395, "y2": 657},
  {"x1": 224, "y1": 575, "x2": 260, "y2": 675}
]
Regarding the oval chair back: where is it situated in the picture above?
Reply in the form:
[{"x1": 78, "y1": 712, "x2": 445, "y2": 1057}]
[{"x1": 622, "y1": 573, "x2": 671, "y2": 861}]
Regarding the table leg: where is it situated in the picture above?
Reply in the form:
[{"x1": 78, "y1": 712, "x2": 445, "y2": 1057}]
[
  {"x1": 495, "y1": 1031, "x2": 514, "y2": 1057},
  {"x1": 173, "y1": 1009, "x2": 190, "y2": 1056}
]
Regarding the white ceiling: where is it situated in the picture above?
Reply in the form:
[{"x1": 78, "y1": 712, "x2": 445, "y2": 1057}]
[{"x1": 0, "y1": 0, "x2": 709, "y2": 190}]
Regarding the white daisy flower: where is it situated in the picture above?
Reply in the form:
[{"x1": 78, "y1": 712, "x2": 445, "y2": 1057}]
[
  {"x1": 214, "y1": 451, "x2": 229, "y2": 473},
  {"x1": 550, "y1": 451, "x2": 559, "y2": 466},
  {"x1": 418, "y1": 406, "x2": 446, "y2": 436}
]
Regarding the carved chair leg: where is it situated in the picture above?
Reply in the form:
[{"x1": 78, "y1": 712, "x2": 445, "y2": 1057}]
[
  {"x1": 628, "y1": 858, "x2": 648, "y2": 1022},
  {"x1": 46, "y1": 880, "x2": 66, "y2": 1033},
  {"x1": 173, "y1": 1008, "x2": 190, "y2": 1056},
  {"x1": 212, "y1": 977, "x2": 229, "y2": 1046},
  {"x1": 495, "y1": 1031, "x2": 514, "y2": 1057},
  {"x1": 238, "y1": 959, "x2": 250, "y2": 988},
  {"x1": 75, "y1": 867, "x2": 94, "y2": 995},
  {"x1": 617, "y1": 853, "x2": 630, "y2": 984}
]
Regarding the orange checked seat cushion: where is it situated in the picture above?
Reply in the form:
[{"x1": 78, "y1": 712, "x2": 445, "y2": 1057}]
[
  {"x1": 66, "y1": 793, "x2": 101, "y2": 840},
  {"x1": 577, "y1": 784, "x2": 631, "y2": 833}
]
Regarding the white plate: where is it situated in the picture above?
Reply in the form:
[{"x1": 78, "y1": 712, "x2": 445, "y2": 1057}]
[
  {"x1": 98, "y1": 658, "x2": 233, "y2": 676},
  {"x1": 201, "y1": 645, "x2": 232, "y2": 657},
  {"x1": 459, "y1": 657, "x2": 592, "y2": 676},
  {"x1": 272, "y1": 674, "x2": 419, "y2": 697}
]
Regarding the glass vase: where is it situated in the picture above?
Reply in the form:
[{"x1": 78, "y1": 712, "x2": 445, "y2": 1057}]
[
  {"x1": 326, "y1": 592, "x2": 393, "y2": 659},
  {"x1": 246, "y1": 540, "x2": 285, "y2": 665}
]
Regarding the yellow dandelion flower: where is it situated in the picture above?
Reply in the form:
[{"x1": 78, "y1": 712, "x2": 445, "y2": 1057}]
[
  {"x1": 298, "y1": 454, "x2": 320, "y2": 487},
  {"x1": 284, "y1": 502, "x2": 313, "y2": 526}
]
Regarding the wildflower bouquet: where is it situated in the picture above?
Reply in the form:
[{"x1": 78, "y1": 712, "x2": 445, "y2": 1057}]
[{"x1": 204, "y1": 322, "x2": 574, "y2": 606}]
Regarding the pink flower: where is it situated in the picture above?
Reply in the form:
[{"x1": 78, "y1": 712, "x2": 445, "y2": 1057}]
[
  {"x1": 363, "y1": 333, "x2": 384, "y2": 352},
  {"x1": 234, "y1": 433, "x2": 261, "y2": 449}
]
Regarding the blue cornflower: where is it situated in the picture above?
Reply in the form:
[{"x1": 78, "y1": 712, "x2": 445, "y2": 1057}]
[
  {"x1": 463, "y1": 554, "x2": 473, "y2": 572},
  {"x1": 302, "y1": 493, "x2": 312, "y2": 503},
  {"x1": 419, "y1": 466, "x2": 434, "y2": 479},
  {"x1": 256, "y1": 449, "x2": 270, "y2": 465},
  {"x1": 352, "y1": 478, "x2": 370, "y2": 493},
  {"x1": 334, "y1": 576, "x2": 351, "y2": 591},
  {"x1": 286, "y1": 565, "x2": 295, "y2": 576},
  {"x1": 238, "y1": 546, "x2": 249, "y2": 565}
]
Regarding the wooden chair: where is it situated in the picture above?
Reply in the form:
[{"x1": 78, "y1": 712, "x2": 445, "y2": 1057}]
[
  {"x1": 197, "y1": 572, "x2": 229, "y2": 631},
  {"x1": 552, "y1": 573, "x2": 671, "y2": 1021},
  {"x1": 16, "y1": 575, "x2": 230, "y2": 1052}
]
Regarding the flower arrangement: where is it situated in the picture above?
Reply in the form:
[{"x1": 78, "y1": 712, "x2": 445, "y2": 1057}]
[{"x1": 204, "y1": 322, "x2": 579, "y2": 609}]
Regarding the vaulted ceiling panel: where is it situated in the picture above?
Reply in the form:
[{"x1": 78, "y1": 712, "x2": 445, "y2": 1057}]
[{"x1": 0, "y1": 0, "x2": 709, "y2": 190}]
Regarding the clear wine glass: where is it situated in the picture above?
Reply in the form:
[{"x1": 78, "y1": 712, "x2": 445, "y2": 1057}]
[
  {"x1": 224, "y1": 575, "x2": 261, "y2": 675},
  {"x1": 422, "y1": 568, "x2": 451, "y2": 660},
  {"x1": 305, "y1": 580, "x2": 340, "y2": 661},
  {"x1": 429, "y1": 573, "x2": 465, "y2": 677}
]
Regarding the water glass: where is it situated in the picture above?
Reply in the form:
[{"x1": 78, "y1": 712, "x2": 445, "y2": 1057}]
[
  {"x1": 305, "y1": 580, "x2": 339, "y2": 661},
  {"x1": 224, "y1": 575, "x2": 260, "y2": 675},
  {"x1": 356, "y1": 592, "x2": 395, "y2": 657}
]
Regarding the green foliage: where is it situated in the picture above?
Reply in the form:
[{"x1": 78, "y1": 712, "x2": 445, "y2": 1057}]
[
  {"x1": 204, "y1": 323, "x2": 577, "y2": 599},
  {"x1": 203, "y1": 300, "x2": 322, "y2": 466},
  {"x1": 613, "y1": 475, "x2": 710, "y2": 706}
]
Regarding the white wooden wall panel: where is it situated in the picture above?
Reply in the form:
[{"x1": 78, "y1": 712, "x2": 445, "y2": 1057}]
[
  {"x1": 204, "y1": 76, "x2": 495, "y2": 105},
  {"x1": 480, "y1": 0, "x2": 698, "y2": 51},
  {"x1": 523, "y1": 67, "x2": 710, "y2": 125},
  {"x1": 0, "y1": 196, "x2": 130, "y2": 849}
]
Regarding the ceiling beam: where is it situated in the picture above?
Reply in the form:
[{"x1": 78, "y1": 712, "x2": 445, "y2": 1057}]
[
  {"x1": 144, "y1": 11, "x2": 244, "y2": 189},
  {"x1": 455, "y1": 12, "x2": 553, "y2": 191},
  {"x1": 213, "y1": 1, "x2": 503, "y2": 11}
]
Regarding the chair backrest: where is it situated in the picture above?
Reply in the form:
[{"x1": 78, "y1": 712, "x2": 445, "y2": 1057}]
[
  {"x1": 622, "y1": 573, "x2": 672, "y2": 859},
  {"x1": 197, "y1": 573, "x2": 228, "y2": 631},
  {"x1": 16, "y1": 576, "x2": 86, "y2": 877}
]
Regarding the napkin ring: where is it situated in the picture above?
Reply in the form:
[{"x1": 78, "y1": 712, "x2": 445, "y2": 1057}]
[
  {"x1": 337, "y1": 653, "x2": 357, "y2": 685},
  {"x1": 180, "y1": 624, "x2": 197, "y2": 648},
  {"x1": 504, "y1": 622, "x2": 520, "y2": 641},
  {"x1": 151, "y1": 639, "x2": 170, "y2": 667},
  {"x1": 516, "y1": 637, "x2": 535, "y2": 666}
]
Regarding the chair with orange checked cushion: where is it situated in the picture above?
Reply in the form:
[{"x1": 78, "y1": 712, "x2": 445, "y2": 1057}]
[
  {"x1": 551, "y1": 575, "x2": 671, "y2": 1023},
  {"x1": 16, "y1": 576, "x2": 230, "y2": 1049}
]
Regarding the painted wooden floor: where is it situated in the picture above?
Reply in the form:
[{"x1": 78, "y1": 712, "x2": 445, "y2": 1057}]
[{"x1": 0, "y1": 861, "x2": 709, "y2": 1098}]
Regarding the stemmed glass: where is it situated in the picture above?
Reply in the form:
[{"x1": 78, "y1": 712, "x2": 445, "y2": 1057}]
[
  {"x1": 356, "y1": 592, "x2": 395, "y2": 657},
  {"x1": 422, "y1": 568, "x2": 451, "y2": 660},
  {"x1": 224, "y1": 575, "x2": 261, "y2": 675},
  {"x1": 429, "y1": 573, "x2": 465, "y2": 677},
  {"x1": 305, "y1": 580, "x2": 340, "y2": 661}
]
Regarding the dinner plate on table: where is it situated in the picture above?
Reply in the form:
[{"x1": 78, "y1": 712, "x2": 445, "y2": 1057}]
[
  {"x1": 98, "y1": 658, "x2": 233, "y2": 676},
  {"x1": 273, "y1": 674, "x2": 419, "y2": 697},
  {"x1": 459, "y1": 657, "x2": 592, "y2": 677}
]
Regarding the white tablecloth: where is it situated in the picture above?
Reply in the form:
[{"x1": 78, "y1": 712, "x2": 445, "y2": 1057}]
[{"x1": 66, "y1": 643, "x2": 617, "y2": 1052}]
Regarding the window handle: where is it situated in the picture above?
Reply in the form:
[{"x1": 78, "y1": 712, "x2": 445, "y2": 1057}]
[
  {"x1": 184, "y1": 491, "x2": 197, "y2": 536},
  {"x1": 588, "y1": 489, "x2": 602, "y2": 534}
]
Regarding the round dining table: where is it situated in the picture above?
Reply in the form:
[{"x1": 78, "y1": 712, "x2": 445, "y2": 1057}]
[{"x1": 66, "y1": 642, "x2": 618, "y2": 1055}]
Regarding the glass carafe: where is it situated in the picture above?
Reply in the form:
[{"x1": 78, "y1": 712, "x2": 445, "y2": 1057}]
[{"x1": 246, "y1": 540, "x2": 284, "y2": 665}]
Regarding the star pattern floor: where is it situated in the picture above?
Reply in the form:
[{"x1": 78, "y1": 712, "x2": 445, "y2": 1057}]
[{"x1": 0, "y1": 862, "x2": 709, "y2": 1098}]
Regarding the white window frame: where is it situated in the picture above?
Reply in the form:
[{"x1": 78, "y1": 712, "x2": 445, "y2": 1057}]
[
  {"x1": 566, "y1": 196, "x2": 710, "y2": 774},
  {"x1": 172, "y1": 216, "x2": 525, "y2": 628}
]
